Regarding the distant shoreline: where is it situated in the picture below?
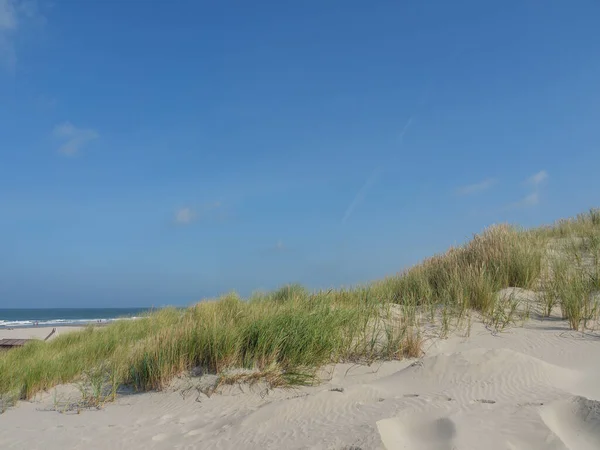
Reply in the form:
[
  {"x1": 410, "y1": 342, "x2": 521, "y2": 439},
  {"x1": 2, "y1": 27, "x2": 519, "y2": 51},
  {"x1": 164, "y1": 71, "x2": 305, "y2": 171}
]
[{"x1": 0, "y1": 307, "x2": 155, "y2": 330}]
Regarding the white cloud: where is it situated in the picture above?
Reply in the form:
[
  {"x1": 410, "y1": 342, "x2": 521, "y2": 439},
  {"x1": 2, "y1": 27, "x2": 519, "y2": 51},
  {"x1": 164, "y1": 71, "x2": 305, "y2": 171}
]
[
  {"x1": 501, "y1": 170, "x2": 548, "y2": 210},
  {"x1": 519, "y1": 192, "x2": 539, "y2": 207},
  {"x1": 275, "y1": 239, "x2": 285, "y2": 251},
  {"x1": 0, "y1": 0, "x2": 17, "y2": 69},
  {"x1": 527, "y1": 170, "x2": 548, "y2": 187},
  {"x1": 0, "y1": 0, "x2": 42, "y2": 71},
  {"x1": 503, "y1": 192, "x2": 539, "y2": 212},
  {"x1": 174, "y1": 202, "x2": 225, "y2": 226},
  {"x1": 175, "y1": 207, "x2": 195, "y2": 225},
  {"x1": 455, "y1": 178, "x2": 496, "y2": 196},
  {"x1": 0, "y1": 0, "x2": 17, "y2": 30},
  {"x1": 53, "y1": 121, "x2": 99, "y2": 155}
]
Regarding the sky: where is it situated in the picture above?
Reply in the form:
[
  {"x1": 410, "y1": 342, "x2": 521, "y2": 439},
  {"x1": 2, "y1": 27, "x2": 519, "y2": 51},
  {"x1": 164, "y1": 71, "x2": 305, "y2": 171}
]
[{"x1": 0, "y1": 1, "x2": 599, "y2": 308}]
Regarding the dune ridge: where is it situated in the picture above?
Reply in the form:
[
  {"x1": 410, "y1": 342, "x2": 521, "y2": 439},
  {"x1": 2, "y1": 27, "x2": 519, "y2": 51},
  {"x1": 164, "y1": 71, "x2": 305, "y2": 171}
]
[
  {"x1": 2, "y1": 210, "x2": 600, "y2": 449},
  {"x1": 2, "y1": 314, "x2": 600, "y2": 450}
]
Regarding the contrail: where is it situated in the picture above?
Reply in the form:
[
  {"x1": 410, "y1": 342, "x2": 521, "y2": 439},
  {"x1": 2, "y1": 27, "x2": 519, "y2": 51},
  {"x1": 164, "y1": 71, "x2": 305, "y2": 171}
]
[
  {"x1": 342, "y1": 169, "x2": 381, "y2": 224},
  {"x1": 341, "y1": 115, "x2": 414, "y2": 224},
  {"x1": 398, "y1": 115, "x2": 413, "y2": 143},
  {"x1": 338, "y1": 46, "x2": 465, "y2": 226}
]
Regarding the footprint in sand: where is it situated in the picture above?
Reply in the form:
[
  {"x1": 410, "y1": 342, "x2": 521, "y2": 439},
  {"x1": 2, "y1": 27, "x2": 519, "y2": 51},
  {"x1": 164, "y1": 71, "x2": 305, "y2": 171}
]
[
  {"x1": 185, "y1": 429, "x2": 203, "y2": 437},
  {"x1": 152, "y1": 433, "x2": 170, "y2": 442},
  {"x1": 158, "y1": 414, "x2": 174, "y2": 424},
  {"x1": 177, "y1": 414, "x2": 200, "y2": 425},
  {"x1": 377, "y1": 416, "x2": 456, "y2": 450}
]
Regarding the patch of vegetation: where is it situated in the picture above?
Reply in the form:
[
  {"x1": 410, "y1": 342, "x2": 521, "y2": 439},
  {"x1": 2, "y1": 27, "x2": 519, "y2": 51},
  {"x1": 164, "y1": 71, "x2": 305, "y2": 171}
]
[{"x1": 1, "y1": 208, "x2": 599, "y2": 407}]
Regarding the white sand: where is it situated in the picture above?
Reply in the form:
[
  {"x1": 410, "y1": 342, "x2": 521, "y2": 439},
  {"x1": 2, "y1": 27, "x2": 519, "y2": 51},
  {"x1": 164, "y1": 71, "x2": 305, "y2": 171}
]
[
  {"x1": 1, "y1": 312, "x2": 600, "y2": 449},
  {"x1": 0, "y1": 326, "x2": 83, "y2": 341}
]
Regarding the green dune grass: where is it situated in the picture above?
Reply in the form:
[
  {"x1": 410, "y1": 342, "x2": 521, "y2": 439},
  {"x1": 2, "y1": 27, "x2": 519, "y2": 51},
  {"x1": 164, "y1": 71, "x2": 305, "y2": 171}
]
[{"x1": 1, "y1": 208, "x2": 599, "y2": 409}]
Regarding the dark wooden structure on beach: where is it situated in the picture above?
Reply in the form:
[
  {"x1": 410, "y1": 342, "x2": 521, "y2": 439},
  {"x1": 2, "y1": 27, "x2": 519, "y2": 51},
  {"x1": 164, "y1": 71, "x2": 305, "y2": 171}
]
[
  {"x1": 0, "y1": 339, "x2": 32, "y2": 351},
  {"x1": 0, "y1": 328, "x2": 57, "y2": 351}
]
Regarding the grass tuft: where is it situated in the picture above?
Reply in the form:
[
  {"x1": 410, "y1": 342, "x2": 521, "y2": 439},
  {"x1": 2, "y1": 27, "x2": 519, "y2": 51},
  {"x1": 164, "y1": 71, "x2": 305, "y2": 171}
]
[{"x1": 1, "y1": 208, "x2": 599, "y2": 407}]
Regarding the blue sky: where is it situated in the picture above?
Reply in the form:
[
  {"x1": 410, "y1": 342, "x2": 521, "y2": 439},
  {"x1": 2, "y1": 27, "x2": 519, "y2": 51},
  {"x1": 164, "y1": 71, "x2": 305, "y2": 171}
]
[{"x1": 1, "y1": 1, "x2": 599, "y2": 308}]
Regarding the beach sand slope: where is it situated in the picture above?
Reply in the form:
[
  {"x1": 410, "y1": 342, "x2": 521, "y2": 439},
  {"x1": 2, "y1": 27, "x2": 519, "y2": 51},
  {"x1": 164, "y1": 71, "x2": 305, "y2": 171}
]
[{"x1": 1, "y1": 315, "x2": 600, "y2": 450}]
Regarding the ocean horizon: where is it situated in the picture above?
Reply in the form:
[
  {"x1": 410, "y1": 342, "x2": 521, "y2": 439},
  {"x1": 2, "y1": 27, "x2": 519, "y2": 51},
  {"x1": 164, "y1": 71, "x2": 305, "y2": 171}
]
[{"x1": 0, "y1": 308, "x2": 158, "y2": 329}]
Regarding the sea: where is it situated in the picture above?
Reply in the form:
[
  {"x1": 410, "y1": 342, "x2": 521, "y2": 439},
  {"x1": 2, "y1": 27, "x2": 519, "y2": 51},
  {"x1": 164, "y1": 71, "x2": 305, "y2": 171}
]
[{"x1": 0, "y1": 308, "x2": 153, "y2": 329}]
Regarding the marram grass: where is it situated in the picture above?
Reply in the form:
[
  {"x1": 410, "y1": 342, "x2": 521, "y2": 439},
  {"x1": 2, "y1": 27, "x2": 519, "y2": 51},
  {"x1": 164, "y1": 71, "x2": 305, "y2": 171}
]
[{"x1": 1, "y1": 208, "x2": 599, "y2": 407}]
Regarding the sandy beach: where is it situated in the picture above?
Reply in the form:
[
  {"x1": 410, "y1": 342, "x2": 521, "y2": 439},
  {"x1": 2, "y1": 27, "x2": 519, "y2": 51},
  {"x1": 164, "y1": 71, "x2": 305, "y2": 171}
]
[
  {"x1": 1, "y1": 309, "x2": 599, "y2": 450},
  {"x1": 0, "y1": 326, "x2": 83, "y2": 342}
]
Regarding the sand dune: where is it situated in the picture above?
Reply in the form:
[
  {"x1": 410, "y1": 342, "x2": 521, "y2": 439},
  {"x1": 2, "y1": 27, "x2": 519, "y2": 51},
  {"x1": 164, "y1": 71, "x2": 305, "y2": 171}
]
[
  {"x1": 373, "y1": 347, "x2": 583, "y2": 450},
  {"x1": 540, "y1": 396, "x2": 600, "y2": 450},
  {"x1": 2, "y1": 312, "x2": 600, "y2": 449}
]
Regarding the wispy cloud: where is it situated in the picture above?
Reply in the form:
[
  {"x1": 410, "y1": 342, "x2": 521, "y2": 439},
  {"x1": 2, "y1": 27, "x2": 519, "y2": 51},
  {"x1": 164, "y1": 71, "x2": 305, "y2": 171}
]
[
  {"x1": 0, "y1": 0, "x2": 16, "y2": 29},
  {"x1": 511, "y1": 192, "x2": 539, "y2": 209},
  {"x1": 0, "y1": 0, "x2": 42, "y2": 71},
  {"x1": 260, "y1": 238, "x2": 293, "y2": 256},
  {"x1": 53, "y1": 121, "x2": 99, "y2": 155},
  {"x1": 36, "y1": 94, "x2": 57, "y2": 110},
  {"x1": 527, "y1": 170, "x2": 548, "y2": 187},
  {"x1": 502, "y1": 170, "x2": 549, "y2": 211},
  {"x1": 174, "y1": 207, "x2": 195, "y2": 225},
  {"x1": 275, "y1": 239, "x2": 285, "y2": 251},
  {"x1": 0, "y1": 0, "x2": 18, "y2": 69},
  {"x1": 455, "y1": 178, "x2": 496, "y2": 196},
  {"x1": 482, "y1": 191, "x2": 541, "y2": 216},
  {"x1": 520, "y1": 170, "x2": 548, "y2": 207},
  {"x1": 174, "y1": 202, "x2": 225, "y2": 226}
]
